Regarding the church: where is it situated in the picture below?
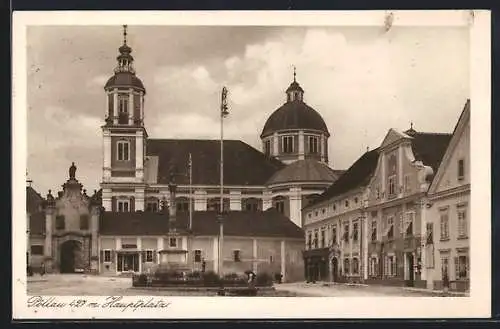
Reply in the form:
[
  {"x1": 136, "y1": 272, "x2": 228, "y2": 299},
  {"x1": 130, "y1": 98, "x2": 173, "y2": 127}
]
[{"x1": 26, "y1": 26, "x2": 344, "y2": 281}]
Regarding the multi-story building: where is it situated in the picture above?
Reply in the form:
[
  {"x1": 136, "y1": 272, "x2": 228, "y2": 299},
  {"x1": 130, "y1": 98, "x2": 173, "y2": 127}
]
[
  {"x1": 302, "y1": 100, "x2": 471, "y2": 287},
  {"x1": 26, "y1": 26, "x2": 345, "y2": 281},
  {"x1": 302, "y1": 149, "x2": 379, "y2": 282},
  {"x1": 426, "y1": 100, "x2": 470, "y2": 292}
]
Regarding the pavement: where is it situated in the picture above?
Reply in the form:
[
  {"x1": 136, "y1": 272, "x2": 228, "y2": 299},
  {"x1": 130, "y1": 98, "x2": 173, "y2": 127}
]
[{"x1": 25, "y1": 275, "x2": 469, "y2": 297}]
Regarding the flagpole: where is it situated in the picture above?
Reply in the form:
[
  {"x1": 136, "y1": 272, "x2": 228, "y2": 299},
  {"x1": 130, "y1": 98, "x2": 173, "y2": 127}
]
[
  {"x1": 189, "y1": 153, "x2": 193, "y2": 231},
  {"x1": 218, "y1": 87, "x2": 228, "y2": 276}
]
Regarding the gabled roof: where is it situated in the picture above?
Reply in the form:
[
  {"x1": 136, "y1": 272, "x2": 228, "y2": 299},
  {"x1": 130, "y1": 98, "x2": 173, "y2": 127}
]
[
  {"x1": 266, "y1": 159, "x2": 341, "y2": 186},
  {"x1": 99, "y1": 209, "x2": 304, "y2": 239},
  {"x1": 146, "y1": 139, "x2": 285, "y2": 186},
  {"x1": 304, "y1": 148, "x2": 380, "y2": 209},
  {"x1": 407, "y1": 132, "x2": 452, "y2": 173},
  {"x1": 428, "y1": 99, "x2": 471, "y2": 194},
  {"x1": 27, "y1": 186, "x2": 44, "y2": 213}
]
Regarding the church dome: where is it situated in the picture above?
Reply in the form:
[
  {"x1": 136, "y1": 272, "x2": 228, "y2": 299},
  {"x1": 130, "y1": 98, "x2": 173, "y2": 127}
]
[
  {"x1": 261, "y1": 100, "x2": 329, "y2": 138},
  {"x1": 261, "y1": 74, "x2": 329, "y2": 138},
  {"x1": 104, "y1": 72, "x2": 145, "y2": 93}
]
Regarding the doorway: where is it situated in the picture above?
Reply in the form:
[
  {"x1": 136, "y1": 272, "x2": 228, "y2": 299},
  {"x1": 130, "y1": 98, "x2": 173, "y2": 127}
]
[
  {"x1": 406, "y1": 252, "x2": 415, "y2": 287},
  {"x1": 331, "y1": 257, "x2": 338, "y2": 282},
  {"x1": 117, "y1": 252, "x2": 139, "y2": 272},
  {"x1": 60, "y1": 240, "x2": 82, "y2": 273}
]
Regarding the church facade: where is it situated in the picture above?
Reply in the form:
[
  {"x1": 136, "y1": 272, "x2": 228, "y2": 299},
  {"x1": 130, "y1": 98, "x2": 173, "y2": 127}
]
[{"x1": 26, "y1": 26, "x2": 344, "y2": 281}]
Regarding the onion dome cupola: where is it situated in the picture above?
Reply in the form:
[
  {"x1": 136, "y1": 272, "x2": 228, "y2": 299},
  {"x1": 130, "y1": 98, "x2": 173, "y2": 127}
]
[
  {"x1": 261, "y1": 67, "x2": 331, "y2": 165},
  {"x1": 104, "y1": 25, "x2": 146, "y2": 126}
]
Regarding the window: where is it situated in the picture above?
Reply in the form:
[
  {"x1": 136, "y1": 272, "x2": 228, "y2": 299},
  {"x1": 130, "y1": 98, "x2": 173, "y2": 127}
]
[
  {"x1": 30, "y1": 245, "x2": 43, "y2": 255},
  {"x1": 117, "y1": 199, "x2": 130, "y2": 212},
  {"x1": 146, "y1": 200, "x2": 158, "y2": 212},
  {"x1": 282, "y1": 135, "x2": 294, "y2": 153},
  {"x1": 320, "y1": 229, "x2": 326, "y2": 248},
  {"x1": 385, "y1": 255, "x2": 396, "y2": 277},
  {"x1": 371, "y1": 220, "x2": 377, "y2": 241},
  {"x1": 145, "y1": 250, "x2": 154, "y2": 262},
  {"x1": 440, "y1": 211, "x2": 450, "y2": 240},
  {"x1": 322, "y1": 208, "x2": 326, "y2": 214},
  {"x1": 426, "y1": 223, "x2": 434, "y2": 245},
  {"x1": 264, "y1": 140, "x2": 271, "y2": 156},
  {"x1": 404, "y1": 175, "x2": 411, "y2": 192},
  {"x1": 118, "y1": 94, "x2": 129, "y2": 114},
  {"x1": 458, "y1": 159, "x2": 465, "y2": 180},
  {"x1": 455, "y1": 255, "x2": 469, "y2": 279},
  {"x1": 369, "y1": 257, "x2": 378, "y2": 277},
  {"x1": 246, "y1": 203, "x2": 258, "y2": 212},
  {"x1": 458, "y1": 207, "x2": 467, "y2": 238},
  {"x1": 344, "y1": 258, "x2": 350, "y2": 275},
  {"x1": 233, "y1": 250, "x2": 241, "y2": 262},
  {"x1": 55, "y1": 215, "x2": 65, "y2": 230},
  {"x1": 441, "y1": 256, "x2": 450, "y2": 278},
  {"x1": 354, "y1": 197, "x2": 358, "y2": 204},
  {"x1": 405, "y1": 212, "x2": 415, "y2": 236},
  {"x1": 79, "y1": 214, "x2": 89, "y2": 230},
  {"x1": 307, "y1": 232, "x2": 312, "y2": 250},
  {"x1": 275, "y1": 200, "x2": 285, "y2": 214},
  {"x1": 332, "y1": 226, "x2": 337, "y2": 245},
  {"x1": 169, "y1": 237, "x2": 178, "y2": 248},
  {"x1": 117, "y1": 140, "x2": 130, "y2": 161},
  {"x1": 352, "y1": 258, "x2": 359, "y2": 274},
  {"x1": 333, "y1": 204, "x2": 337, "y2": 211},
  {"x1": 343, "y1": 224, "x2": 349, "y2": 242},
  {"x1": 345, "y1": 200, "x2": 349, "y2": 208},
  {"x1": 353, "y1": 222, "x2": 359, "y2": 241},
  {"x1": 103, "y1": 250, "x2": 111, "y2": 263},
  {"x1": 308, "y1": 136, "x2": 319, "y2": 154},
  {"x1": 386, "y1": 217, "x2": 394, "y2": 239},
  {"x1": 194, "y1": 250, "x2": 202, "y2": 263},
  {"x1": 270, "y1": 255, "x2": 274, "y2": 263},
  {"x1": 313, "y1": 231, "x2": 319, "y2": 249},
  {"x1": 388, "y1": 175, "x2": 396, "y2": 197},
  {"x1": 177, "y1": 201, "x2": 189, "y2": 212}
]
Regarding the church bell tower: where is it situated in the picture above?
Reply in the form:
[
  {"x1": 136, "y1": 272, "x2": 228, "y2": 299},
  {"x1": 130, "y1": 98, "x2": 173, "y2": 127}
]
[{"x1": 101, "y1": 25, "x2": 147, "y2": 211}]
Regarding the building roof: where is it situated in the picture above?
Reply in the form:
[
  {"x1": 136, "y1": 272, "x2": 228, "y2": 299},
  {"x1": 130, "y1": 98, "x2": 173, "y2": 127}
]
[
  {"x1": 104, "y1": 72, "x2": 145, "y2": 93},
  {"x1": 266, "y1": 159, "x2": 341, "y2": 186},
  {"x1": 261, "y1": 100, "x2": 329, "y2": 138},
  {"x1": 99, "y1": 209, "x2": 304, "y2": 239},
  {"x1": 27, "y1": 186, "x2": 44, "y2": 214},
  {"x1": 405, "y1": 131, "x2": 452, "y2": 172},
  {"x1": 146, "y1": 139, "x2": 285, "y2": 186},
  {"x1": 305, "y1": 148, "x2": 380, "y2": 209}
]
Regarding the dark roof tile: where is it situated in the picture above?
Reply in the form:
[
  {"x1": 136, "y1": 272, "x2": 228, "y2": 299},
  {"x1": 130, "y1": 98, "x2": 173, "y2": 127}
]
[
  {"x1": 27, "y1": 186, "x2": 43, "y2": 213},
  {"x1": 146, "y1": 139, "x2": 284, "y2": 186},
  {"x1": 100, "y1": 209, "x2": 304, "y2": 239}
]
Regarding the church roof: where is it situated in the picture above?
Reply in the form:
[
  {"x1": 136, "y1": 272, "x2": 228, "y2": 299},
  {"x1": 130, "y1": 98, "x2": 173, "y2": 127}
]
[
  {"x1": 266, "y1": 159, "x2": 341, "y2": 186},
  {"x1": 305, "y1": 148, "x2": 380, "y2": 209},
  {"x1": 146, "y1": 139, "x2": 285, "y2": 186},
  {"x1": 261, "y1": 101, "x2": 329, "y2": 138},
  {"x1": 99, "y1": 209, "x2": 304, "y2": 239},
  {"x1": 26, "y1": 186, "x2": 44, "y2": 213},
  {"x1": 104, "y1": 72, "x2": 145, "y2": 93}
]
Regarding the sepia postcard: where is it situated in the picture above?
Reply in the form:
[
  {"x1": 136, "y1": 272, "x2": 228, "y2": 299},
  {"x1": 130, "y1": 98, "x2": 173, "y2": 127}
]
[{"x1": 12, "y1": 10, "x2": 491, "y2": 319}]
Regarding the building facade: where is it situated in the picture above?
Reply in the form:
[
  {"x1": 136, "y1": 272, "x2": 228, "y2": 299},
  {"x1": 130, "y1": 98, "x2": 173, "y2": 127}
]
[
  {"x1": 302, "y1": 100, "x2": 470, "y2": 288},
  {"x1": 26, "y1": 26, "x2": 346, "y2": 281},
  {"x1": 426, "y1": 100, "x2": 470, "y2": 292}
]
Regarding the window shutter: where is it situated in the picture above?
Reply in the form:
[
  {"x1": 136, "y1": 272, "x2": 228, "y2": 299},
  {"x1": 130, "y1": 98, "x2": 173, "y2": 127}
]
[
  {"x1": 100, "y1": 250, "x2": 104, "y2": 263},
  {"x1": 454, "y1": 256, "x2": 459, "y2": 280},
  {"x1": 111, "y1": 196, "x2": 117, "y2": 212}
]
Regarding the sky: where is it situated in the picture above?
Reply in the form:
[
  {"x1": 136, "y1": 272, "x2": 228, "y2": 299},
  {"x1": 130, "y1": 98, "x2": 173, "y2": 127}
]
[{"x1": 26, "y1": 25, "x2": 470, "y2": 195}]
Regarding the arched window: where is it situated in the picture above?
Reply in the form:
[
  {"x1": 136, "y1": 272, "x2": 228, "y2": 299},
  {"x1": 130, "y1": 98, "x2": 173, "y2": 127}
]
[
  {"x1": 116, "y1": 140, "x2": 130, "y2": 161},
  {"x1": 207, "y1": 198, "x2": 230, "y2": 212},
  {"x1": 145, "y1": 197, "x2": 159, "y2": 212},
  {"x1": 344, "y1": 258, "x2": 350, "y2": 275},
  {"x1": 242, "y1": 198, "x2": 262, "y2": 212},
  {"x1": 176, "y1": 197, "x2": 190, "y2": 212},
  {"x1": 352, "y1": 258, "x2": 359, "y2": 275},
  {"x1": 272, "y1": 196, "x2": 286, "y2": 214}
]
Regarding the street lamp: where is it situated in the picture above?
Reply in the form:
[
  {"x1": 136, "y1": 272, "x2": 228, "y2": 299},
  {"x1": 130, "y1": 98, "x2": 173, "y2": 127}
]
[{"x1": 218, "y1": 87, "x2": 229, "y2": 277}]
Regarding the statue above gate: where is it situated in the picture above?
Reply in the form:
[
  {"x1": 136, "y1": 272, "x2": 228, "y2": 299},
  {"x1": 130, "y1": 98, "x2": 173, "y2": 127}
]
[{"x1": 69, "y1": 162, "x2": 77, "y2": 180}]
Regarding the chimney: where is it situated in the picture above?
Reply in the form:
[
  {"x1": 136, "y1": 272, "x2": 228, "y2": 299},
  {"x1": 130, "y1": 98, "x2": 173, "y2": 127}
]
[{"x1": 168, "y1": 183, "x2": 177, "y2": 221}]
